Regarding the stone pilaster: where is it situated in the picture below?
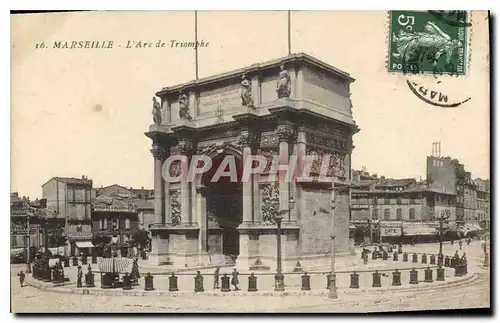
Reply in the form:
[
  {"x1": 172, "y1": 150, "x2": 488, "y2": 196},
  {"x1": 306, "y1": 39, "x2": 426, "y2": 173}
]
[
  {"x1": 240, "y1": 131, "x2": 254, "y2": 225},
  {"x1": 295, "y1": 66, "x2": 304, "y2": 100},
  {"x1": 276, "y1": 124, "x2": 296, "y2": 220},
  {"x1": 151, "y1": 143, "x2": 166, "y2": 225},
  {"x1": 178, "y1": 140, "x2": 193, "y2": 225},
  {"x1": 251, "y1": 75, "x2": 261, "y2": 106}
]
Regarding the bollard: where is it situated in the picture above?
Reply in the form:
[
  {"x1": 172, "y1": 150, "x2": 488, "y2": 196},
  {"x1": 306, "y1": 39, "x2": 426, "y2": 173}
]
[
  {"x1": 123, "y1": 273, "x2": 132, "y2": 290},
  {"x1": 44, "y1": 268, "x2": 52, "y2": 282},
  {"x1": 326, "y1": 273, "x2": 333, "y2": 289},
  {"x1": 392, "y1": 269, "x2": 402, "y2": 286},
  {"x1": 382, "y1": 252, "x2": 388, "y2": 260},
  {"x1": 372, "y1": 270, "x2": 381, "y2": 287},
  {"x1": 92, "y1": 254, "x2": 97, "y2": 264},
  {"x1": 274, "y1": 272, "x2": 285, "y2": 291},
  {"x1": 421, "y1": 254, "x2": 427, "y2": 264},
  {"x1": 424, "y1": 267, "x2": 433, "y2": 283},
  {"x1": 430, "y1": 254, "x2": 436, "y2": 265},
  {"x1": 221, "y1": 273, "x2": 231, "y2": 292},
  {"x1": 301, "y1": 273, "x2": 311, "y2": 291},
  {"x1": 444, "y1": 256, "x2": 450, "y2": 267},
  {"x1": 437, "y1": 254, "x2": 444, "y2": 266},
  {"x1": 101, "y1": 273, "x2": 113, "y2": 289},
  {"x1": 450, "y1": 257, "x2": 456, "y2": 268},
  {"x1": 168, "y1": 273, "x2": 179, "y2": 292},
  {"x1": 403, "y1": 253, "x2": 408, "y2": 262},
  {"x1": 454, "y1": 263, "x2": 463, "y2": 277},
  {"x1": 436, "y1": 266, "x2": 445, "y2": 281},
  {"x1": 85, "y1": 273, "x2": 95, "y2": 288},
  {"x1": 144, "y1": 272, "x2": 154, "y2": 291},
  {"x1": 393, "y1": 252, "x2": 398, "y2": 261},
  {"x1": 412, "y1": 254, "x2": 418, "y2": 263},
  {"x1": 350, "y1": 272, "x2": 359, "y2": 289},
  {"x1": 72, "y1": 257, "x2": 78, "y2": 267},
  {"x1": 194, "y1": 271, "x2": 204, "y2": 292},
  {"x1": 248, "y1": 273, "x2": 258, "y2": 292},
  {"x1": 409, "y1": 268, "x2": 418, "y2": 284},
  {"x1": 81, "y1": 256, "x2": 87, "y2": 265},
  {"x1": 63, "y1": 257, "x2": 70, "y2": 268}
]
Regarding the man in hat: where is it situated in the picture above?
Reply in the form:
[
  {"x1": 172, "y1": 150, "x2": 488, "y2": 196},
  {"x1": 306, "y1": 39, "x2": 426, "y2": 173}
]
[
  {"x1": 213, "y1": 266, "x2": 220, "y2": 289},
  {"x1": 77, "y1": 265, "x2": 83, "y2": 288},
  {"x1": 17, "y1": 270, "x2": 25, "y2": 288},
  {"x1": 231, "y1": 268, "x2": 240, "y2": 291}
]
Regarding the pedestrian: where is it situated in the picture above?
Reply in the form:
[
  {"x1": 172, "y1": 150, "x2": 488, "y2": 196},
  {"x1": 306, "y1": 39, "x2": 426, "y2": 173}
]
[
  {"x1": 467, "y1": 238, "x2": 471, "y2": 246},
  {"x1": 17, "y1": 270, "x2": 25, "y2": 288},
  {"x1": 213, "y1": 266, "x2": 220, "y2": 289},
  {"x1": 77, "y1": 265, "x2": 83, "y2": 288},
  {"x1": 459, "y1": 239, "x2": 463, "y2": 250},
  {"x1": 451, "y1": 239, "x2": 454, "y2": 246},
  {"x1": 231, "y1": 268, "x2": 240, "y2": 291}
]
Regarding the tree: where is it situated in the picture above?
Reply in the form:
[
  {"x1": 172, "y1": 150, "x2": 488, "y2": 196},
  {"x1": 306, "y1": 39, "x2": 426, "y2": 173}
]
[
  {"x1": 46, "y1": 227, "x2": 67, "y2": 248},
  {"x1": 130, "y1": 229, "x2": 150, "y2": 249},
  {"x1": 92, "y1": 234, "x2": 111, "y2": 247}
]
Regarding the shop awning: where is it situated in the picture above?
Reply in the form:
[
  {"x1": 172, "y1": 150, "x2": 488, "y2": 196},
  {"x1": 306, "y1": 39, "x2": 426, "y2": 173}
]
[
  {"x1": 404, "y1": 227, "x2": 437, "y2": 236},
  {"x1": 75, "y1": 241, "x2": 95, "y2": 248},
  {"x1": 98, "y1": 257, "x2": 133, "y2": 273}
]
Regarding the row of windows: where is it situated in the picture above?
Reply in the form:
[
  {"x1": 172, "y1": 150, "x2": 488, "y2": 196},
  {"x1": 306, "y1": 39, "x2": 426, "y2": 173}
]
[
  {"x1": 372, "y1": 208, "x2": 416, "y2": 220},
  {"x1": 353, "y1": 197, "x2": 420, "y2": 205},
  {"x1": 98, "y1": 218, "x2": 131, "y2": 230}
]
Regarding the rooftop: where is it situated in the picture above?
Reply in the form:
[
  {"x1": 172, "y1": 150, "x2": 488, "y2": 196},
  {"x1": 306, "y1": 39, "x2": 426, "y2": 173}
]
[
  {"x1": 42, "y1": 176, "x2": 92, "y2": 187},
  {"x1": 156, "y1": 52, "x2": 354, "y2": 96}
]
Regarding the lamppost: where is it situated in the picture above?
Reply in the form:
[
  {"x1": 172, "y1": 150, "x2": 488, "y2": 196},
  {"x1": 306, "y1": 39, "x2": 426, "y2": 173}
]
[
  {"x1": 329, "y1": 187, "x2": 338, "y2": 299},
  {"x1": 25, "y1": 212, "x2": 32, "y2": 273},
  {"x1": 274, "y1": 196, "x2": 295, "y2": 292},
  {"x1": 437, "y1": 211, "x2": 450, "y2": 265}
]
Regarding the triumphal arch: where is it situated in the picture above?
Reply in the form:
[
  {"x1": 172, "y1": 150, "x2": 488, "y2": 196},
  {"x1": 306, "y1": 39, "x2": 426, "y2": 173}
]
[{"x1": 146, "y1": 53, "x2": 359, "y2": 270}]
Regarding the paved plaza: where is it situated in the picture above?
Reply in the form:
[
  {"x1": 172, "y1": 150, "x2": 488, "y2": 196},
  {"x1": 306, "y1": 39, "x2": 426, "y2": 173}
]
[{"x1": 11, "y1": 241, "x2": 490, "y2": 313}]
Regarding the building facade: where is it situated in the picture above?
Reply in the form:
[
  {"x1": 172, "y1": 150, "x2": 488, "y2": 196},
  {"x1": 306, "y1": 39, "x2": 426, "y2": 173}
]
[
  {"x1": 42, "y1": 176, "x2": 93, "y2": 256},
  {"x1": 474, "y1": 178, "x2": 490, "y2": 230},
  {"x1": 350, "y1": 176, "x2": 455, "y2": 244},
  {"x1": 91, "y1": 192, "x2": 140, "y2": 257},
  {"x1": 427, "y1": 156, "x2": 476, "y2": 226},
  {"x1": 10, "y1": 193, "x2": 46, "y2": 250},
  {"x1": 145, "y1": 53, "x2": 359, "y2": 269}
]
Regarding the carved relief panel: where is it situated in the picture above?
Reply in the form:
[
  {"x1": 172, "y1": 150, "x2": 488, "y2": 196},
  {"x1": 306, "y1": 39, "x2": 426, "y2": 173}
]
[
  {"x1": 261, "y1": 182, "x2": 280, "y2": 224},
  {"x1": 170, "y1": 190, "x2": 181, "y2": 226}
]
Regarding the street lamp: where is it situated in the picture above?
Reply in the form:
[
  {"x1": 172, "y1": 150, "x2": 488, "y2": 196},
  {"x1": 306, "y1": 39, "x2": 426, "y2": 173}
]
[
  {"x1": 274, "y1": 196, "x2": 295, "y2": 292},
  {"x1": 437, "y1": 211, "x2": 450, "y2": 266},
  {"x1": 329, "y1": 187, "x2": 338, "y2": 299},
  {"x1": 25, "y1": 212, "x2": 32, "y2": 273}
]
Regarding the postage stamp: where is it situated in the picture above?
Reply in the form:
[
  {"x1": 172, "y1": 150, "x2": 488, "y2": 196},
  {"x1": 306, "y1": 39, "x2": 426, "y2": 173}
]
[{"x1": 388, "y1": 10, "x2": 469, "y2": 76}]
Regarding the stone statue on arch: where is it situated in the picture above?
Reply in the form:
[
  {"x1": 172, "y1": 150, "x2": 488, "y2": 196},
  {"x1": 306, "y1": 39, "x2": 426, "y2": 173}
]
[{"x1": 152, "y1": 96, "x2": 162, "y2": 125}]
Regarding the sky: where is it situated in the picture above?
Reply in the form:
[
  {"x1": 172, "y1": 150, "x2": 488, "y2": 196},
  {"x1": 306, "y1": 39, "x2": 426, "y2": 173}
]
[{"x1": 11, "y1": 11, "x2": 490, "y2": 198}]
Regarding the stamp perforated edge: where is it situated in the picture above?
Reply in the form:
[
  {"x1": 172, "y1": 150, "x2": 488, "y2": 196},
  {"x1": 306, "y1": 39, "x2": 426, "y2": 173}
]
[{"x1": 384, "y1": 10, "x2": 474, "y2": 78}]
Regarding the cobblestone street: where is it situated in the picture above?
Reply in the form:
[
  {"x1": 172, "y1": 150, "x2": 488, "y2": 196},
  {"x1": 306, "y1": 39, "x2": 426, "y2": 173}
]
[{"x1": 11, "y1": 241, "x2": 490, "y2": 313}]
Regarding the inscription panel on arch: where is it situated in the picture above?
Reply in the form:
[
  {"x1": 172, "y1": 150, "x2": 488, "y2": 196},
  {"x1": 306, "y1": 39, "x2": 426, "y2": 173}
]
[{"x1": 198, "y1": 84, "x2": 240, "y2": 115}]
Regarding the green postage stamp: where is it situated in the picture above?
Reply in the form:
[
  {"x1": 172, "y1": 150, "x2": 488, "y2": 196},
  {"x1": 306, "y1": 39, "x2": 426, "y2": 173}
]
[{"x1": 388, "y1": 11, "x2": 469, "y2": 75}]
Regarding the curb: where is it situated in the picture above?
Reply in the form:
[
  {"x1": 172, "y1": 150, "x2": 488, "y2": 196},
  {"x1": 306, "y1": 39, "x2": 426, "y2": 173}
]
[{"x1": 25, "y1": 273, "x2": 477, "y2": 297}]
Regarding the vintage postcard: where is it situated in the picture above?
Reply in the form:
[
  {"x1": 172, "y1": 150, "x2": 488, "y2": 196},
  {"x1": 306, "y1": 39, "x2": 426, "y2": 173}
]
[{"x1": 10, "y1": 10, "x2": 490, "y2": 313}]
